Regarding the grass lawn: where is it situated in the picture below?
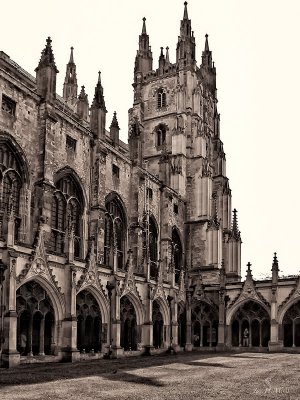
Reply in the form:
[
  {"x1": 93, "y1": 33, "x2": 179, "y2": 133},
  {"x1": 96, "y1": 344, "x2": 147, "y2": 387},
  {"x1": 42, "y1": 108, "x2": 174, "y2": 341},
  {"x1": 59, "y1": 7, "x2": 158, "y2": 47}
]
[{"x1": 0, "y1": 352, "x2": 299, "y2": 400}]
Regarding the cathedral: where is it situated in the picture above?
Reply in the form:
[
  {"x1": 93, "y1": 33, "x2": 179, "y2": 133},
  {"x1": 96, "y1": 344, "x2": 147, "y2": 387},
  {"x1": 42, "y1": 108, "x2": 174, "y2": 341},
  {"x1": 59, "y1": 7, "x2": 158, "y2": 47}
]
[{"x1": 0, "y1": 2, "x2": 299, "y2": 368}]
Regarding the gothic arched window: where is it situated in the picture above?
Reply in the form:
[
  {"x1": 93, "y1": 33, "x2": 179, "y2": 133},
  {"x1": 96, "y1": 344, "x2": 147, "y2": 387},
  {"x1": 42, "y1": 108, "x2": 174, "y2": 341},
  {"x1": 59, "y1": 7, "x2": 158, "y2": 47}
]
[
  {"x1": 149, "y1": 216, "x2": 158, "y2": 279},
  {"x1": 172, "y1": 228, "x2": 183, "y2": 284},
  {"x1": 0, "y1": 141, "x2": 23, "y2": 242},
  {"x1": 50, "y1": 175, "x2": 83, "y2": 258},
  {"x1": 104, "y1": 195, "x2": 126, "y2": 269},
  {"x1": 157, "y1": 88, "x2": 166, "y2": 108},
  {"x1": 156, "y1": 124, "x2": 166, "y2": 147}
]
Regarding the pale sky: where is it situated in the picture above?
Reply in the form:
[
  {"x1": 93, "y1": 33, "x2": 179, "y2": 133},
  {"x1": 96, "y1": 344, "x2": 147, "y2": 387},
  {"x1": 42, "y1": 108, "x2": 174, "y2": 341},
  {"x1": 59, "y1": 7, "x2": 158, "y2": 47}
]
[{"x1": 1, "y1": 0, "x2": 300, "y2": 279}]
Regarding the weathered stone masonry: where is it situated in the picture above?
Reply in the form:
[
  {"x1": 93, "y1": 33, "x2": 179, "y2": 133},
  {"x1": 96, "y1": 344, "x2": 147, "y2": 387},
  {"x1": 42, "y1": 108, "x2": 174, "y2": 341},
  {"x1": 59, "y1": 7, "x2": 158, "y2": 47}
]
[{"x1": 0, "y1": 3, "x2": 300, "y2": 368}]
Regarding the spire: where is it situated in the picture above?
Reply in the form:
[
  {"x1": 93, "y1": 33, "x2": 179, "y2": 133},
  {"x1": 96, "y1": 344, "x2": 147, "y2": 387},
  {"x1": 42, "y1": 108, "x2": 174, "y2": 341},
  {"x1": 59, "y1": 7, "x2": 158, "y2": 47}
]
[
  {"x1": 63, "y1": 46, "x2": 78, "y2": 104},
  {"x1": 69, "y1": 46, "x2": 74, "y2": 64},
  {"x1": 200, "y1": 34, "x2": 216, "y2": 95},
  {"x1": 142, "y1": 16, "x2": 147, "y2": 34},
  {"x1": 110, "y1": 111, "x2": 119, "y2": 130},
  {"x1": 183, "y1": 1, "x2": 188, "y2": 19},
  {"x1": 201, "y1": 34, "x2": 213, "y2": 68},
  {"x1": 272, "y1": 252, "x2": 279, "y2": 271},
  {"x1": 166, "y1": 46, "x2": 170, "y2": 64},
  {"x1": 90, "y1": 71, "x2": 107, "y2": 138},
  {"x1": 176, "y1": 2, "x2": 196, "y2": 67},
  {"x1": 272, "y1": 252, "x2": 279, "y2": 284},
  {"x1": 35, "y1": 37, "x2": 58, "y2": 103},
  {"x1": 205, "y1": 33, "x2": 209, "y2": 52},
  {"x1": 246, "y1": 262, "x2": 252, "y2": 279},
  {"x1": 134, "y1": 17, "x2": 153, "y2": 81},
  {"x1": 158, "y1": 47, "x2": 165, "y2": 73},
  {"x1": 77, "y1": 85, "x2": 89, "y2": 120},
  {"x1": 231, "y1": 208, "x2": 240, "y2": 239},
  {"x1": 35, "y1": 37, "x2": 59, "y2": 73},
  {"x1": 91, "y1": 71, "x2": 106, "y2": 111}
]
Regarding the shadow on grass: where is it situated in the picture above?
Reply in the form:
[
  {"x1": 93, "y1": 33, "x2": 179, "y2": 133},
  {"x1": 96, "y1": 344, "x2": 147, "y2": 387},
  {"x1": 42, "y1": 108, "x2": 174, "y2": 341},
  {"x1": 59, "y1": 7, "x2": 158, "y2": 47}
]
[{"x1": 0, "y1": 352, "x2": 226, "y2": 388}]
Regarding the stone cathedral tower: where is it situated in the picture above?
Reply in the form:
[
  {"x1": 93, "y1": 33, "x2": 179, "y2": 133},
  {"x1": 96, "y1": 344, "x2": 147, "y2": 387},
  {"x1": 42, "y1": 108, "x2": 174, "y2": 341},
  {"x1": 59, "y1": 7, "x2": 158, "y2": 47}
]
[{"x1": 129, "y1": 2, "x2": 241, "y2": 283}]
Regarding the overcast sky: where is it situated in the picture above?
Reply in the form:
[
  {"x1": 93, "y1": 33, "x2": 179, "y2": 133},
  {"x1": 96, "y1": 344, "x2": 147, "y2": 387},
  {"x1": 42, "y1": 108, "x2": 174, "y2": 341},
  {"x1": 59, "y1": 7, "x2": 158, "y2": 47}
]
[{"x1": 1, "y1": 0, "x2": 300, "y2": 279}]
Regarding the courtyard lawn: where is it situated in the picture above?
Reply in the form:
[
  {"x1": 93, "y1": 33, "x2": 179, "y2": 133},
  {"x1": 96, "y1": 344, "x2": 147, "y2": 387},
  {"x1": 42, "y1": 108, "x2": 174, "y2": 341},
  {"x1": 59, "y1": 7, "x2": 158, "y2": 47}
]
[{"x1": 0, "y1": 352, "x2": 299, "y2": 400}]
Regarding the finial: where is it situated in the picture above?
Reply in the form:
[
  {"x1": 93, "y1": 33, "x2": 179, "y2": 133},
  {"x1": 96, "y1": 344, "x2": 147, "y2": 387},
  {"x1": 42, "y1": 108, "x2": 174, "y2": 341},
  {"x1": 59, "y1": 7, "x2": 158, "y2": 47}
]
[
  {"x1": 232, "y1": 208, "x2": 240, "y2": 239},
  {"x1": 183, "y1": 1, "x2": 188, "y2": 19},
  {"x1": 160, "y1": 47, "x2": 164, "y2": 56},
  {"x1": 35, "y1": 36, "x2": 58, "y2": 73},
  {"x1": 272, "y1": 252, "x2": 279, "y2": 270},
  {"x1": 246, "y1": 262, "x2": 252, "y2": 279},
  {"x1": 166, "y1": 46, "x2": 170, "y2": 63},
  {"x1": 98, "y1": 71, "x2": 101, "y2": 83},
  {"x1": 142, "y1": 17, "x2": 147, "y2": 34},
  {"x1": 205, "y1": 34, "x2": 209, "y2": 52},
  {"x1": 110, "y1": 111, "x2": 120, "y2": 129},
  {"x1": 69, "y1": 46, "x2": 74, "y2": 64}
]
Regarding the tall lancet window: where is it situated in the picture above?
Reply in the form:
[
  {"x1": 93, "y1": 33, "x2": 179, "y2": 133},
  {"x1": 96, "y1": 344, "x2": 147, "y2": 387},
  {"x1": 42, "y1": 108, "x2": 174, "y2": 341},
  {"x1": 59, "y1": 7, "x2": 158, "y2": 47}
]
[
  {"x1": 0, "y1": 141, "x2": 23, "y2": 241},
  {"x1": 149, "y1": 215, "x2": 158, "y2": 279},
  {"x1": 172, "y1": 228, "x2": 183, "y2": 284},
  {"x1": 157, "y1": 88, "x2": 166, "y2": 108},
  {"x1": 156, "y1": 124, "x2": 167, "y2": 147},
  {"x1": 104, "y1": 195, "x2": 126, "y2": 269},
  {"x1": 50, "y1": 175, "x2": 83, "y2": 258}
]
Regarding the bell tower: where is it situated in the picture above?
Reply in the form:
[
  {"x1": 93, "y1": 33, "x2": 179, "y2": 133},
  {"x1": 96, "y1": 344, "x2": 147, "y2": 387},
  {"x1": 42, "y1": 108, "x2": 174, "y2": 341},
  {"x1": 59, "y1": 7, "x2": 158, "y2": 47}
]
[{"x1": 129, "y1": 2, "x2": 241, "y2": 283}]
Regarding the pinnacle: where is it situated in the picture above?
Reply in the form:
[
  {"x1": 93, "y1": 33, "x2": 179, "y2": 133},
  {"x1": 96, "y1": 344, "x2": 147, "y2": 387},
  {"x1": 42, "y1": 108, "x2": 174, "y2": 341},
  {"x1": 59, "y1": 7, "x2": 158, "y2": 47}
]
[
  {"x1": 142, "y1": 17, "x2": 147, "y2": 34},
  {"x1": 183, "y1": 1, "x2": 188, "y2": 19},
  {"x1": 35, "y1": 36, "x2": 59, "y2": 73}
]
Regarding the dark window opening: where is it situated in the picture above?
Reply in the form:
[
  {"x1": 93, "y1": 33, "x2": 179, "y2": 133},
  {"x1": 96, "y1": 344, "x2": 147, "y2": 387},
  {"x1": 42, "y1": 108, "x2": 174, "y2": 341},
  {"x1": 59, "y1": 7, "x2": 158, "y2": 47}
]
[
  {"x1": 147, "y1": 188, "x2": 153, "y2": 200},
  {"x1": 66, "y1": 135, "x2": 77, "y2": 152},
  {"x1": 2, "y1": 94, "x2": 16, "y2": 116},
  {"x1": 156, "y1": 124, "x2": 166, "y2": 147},
  {"x1": 173, "y1": 204, "x2": 178, "y2": 214},
  {"x1": 112, "y1": 164, "x2": 120, "y2": 179}
]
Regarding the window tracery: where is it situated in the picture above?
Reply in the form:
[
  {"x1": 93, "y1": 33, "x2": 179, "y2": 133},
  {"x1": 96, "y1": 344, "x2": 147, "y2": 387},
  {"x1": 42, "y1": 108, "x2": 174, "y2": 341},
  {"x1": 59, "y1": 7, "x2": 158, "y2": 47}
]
[{"x1": 50, "y1": 175, "x2": 83, "y2": 257}]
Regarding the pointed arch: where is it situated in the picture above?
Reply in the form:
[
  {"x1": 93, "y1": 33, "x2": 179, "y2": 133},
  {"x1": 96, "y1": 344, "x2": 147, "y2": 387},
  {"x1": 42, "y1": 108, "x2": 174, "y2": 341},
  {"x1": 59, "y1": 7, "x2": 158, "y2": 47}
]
[
  {"x1": 77, "y1": 285, "x2": 109, "y2": 324},
  {"x1": 16, "y1": 275, "x2": 65, "y2": 322},
  {"x1": 120, "y1": 291, "x2": 144, "y2": 326},
  {"x1": 50, "y1": 168, "x2": 85, "y2": 257},
  {"x1": 0, "y1": 133, "x2": 31, "y2": 242},
  {"x1": 153, "y1": 296, "x2": 170, "y2": 324},
  {"x1": 226, "y1": 298, "x2": 270, "y2": 326},
  {"x1": 104, "y1": 192, "x2": 127, "y2": 269},
  {"x1": 0, "y1": 132, "x2": 30, "y2": 183}
]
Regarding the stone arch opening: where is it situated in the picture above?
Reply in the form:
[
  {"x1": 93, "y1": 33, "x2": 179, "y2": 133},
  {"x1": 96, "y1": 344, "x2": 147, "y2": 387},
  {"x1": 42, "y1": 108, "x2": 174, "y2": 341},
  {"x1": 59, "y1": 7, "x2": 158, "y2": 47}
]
[
  {"x1": 177, "y1": 302, "x2": 186, "y2": 348},
  {"x1": 230, "y1": 300, "x2": 270, "y2": 347},
  {"x1": 191, "y1": 301, "x2": 218, "y2": 347},
  {"x1": 282, "y1": 300, "x2": 300, "y2": 347},
  {"x1": 76, "y1": 290, "x2": 102, "y2": 353},
  {"x1": 120, "y1": 296, "x2": 138, "y2": 351},
  {"x1": 16, "y1": 281, "x2": 55, "y2": 356},
  {"x1": 152, "y1": 300, "x2": 164, "y2": 348}
]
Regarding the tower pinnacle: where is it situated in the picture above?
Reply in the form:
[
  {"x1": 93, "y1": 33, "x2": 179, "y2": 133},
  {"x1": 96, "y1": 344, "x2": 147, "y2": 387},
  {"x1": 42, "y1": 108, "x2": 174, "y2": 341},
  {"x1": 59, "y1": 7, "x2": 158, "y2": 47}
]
[
  {"x1": 63, "y1": 46, "x2": 78, "y2": 104},
  {"x1": 183, "y1": 1, "x2": 188, "y2": 19},
  {"x1": 142, "y1": 17, "x2": 147, "y2": 34},
  {"x1": 176, "y1": 2, "x2": 196, "y2": 67}
]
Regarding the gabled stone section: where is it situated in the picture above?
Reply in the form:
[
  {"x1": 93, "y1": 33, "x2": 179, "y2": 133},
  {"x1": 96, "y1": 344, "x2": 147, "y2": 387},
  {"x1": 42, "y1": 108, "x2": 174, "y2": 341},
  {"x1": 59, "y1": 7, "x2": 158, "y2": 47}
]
[
  {"x1": 227, "y1": 262, "x2": 270, "y2": 310},
  {"x1": 176, "y1": 270, "x2": 186, "y2": 303},
  {"x1": 16, "y1": 224, "x2": 62, "y2": 295},
  {"x1": 192, "y1": 272, "x2": 214, "y2": 306},
  {"x1": 121, "y1": 249, "x2": 142, "y2": 302},
  {"x1": 278, "y1": 276, "x2": 300, "y2": 312},
  {"x1": 151, "y1": 262, "x2": 166, "y2": 301},
  {"x1": 76, "y1": 240, "x2": 107, "y2": 300}
]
